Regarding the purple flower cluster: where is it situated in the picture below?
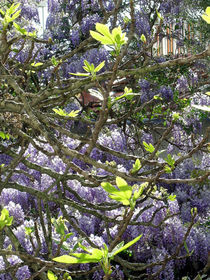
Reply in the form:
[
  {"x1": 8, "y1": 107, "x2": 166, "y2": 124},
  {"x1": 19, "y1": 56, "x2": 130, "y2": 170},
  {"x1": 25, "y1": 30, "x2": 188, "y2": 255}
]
[
  {"x1": 139, "y1": 79, "x2": 156, "y2": 103},
  {"x1": 5, "y1": 202, "x2": 24, "y2": 225},
  {"x1": 15, "y1": 266, "x2": 31, "y2": 280},
  {"x1": 81, "y1": 14, "x2": 101, "y2": 36},
  {"x1": 135, "y1": 11, "x2": 151, "y2": 39},
  {"x1": 159, "y1": 86, "x2": 173, "y2": 100}
]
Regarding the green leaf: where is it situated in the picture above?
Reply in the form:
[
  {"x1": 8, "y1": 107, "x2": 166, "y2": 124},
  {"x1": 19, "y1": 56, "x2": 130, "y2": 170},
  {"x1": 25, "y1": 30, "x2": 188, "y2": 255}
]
[
  {"x1": 28, "y1": 31, "x2": 37, "y2": 38},
  {"x1": 53, "y1": 108, "x2": 80, "y2": 118},
  {"x1": 143, "y1": 141, "x2": 155, "y2": 153},
  {"x1": 101, "y1": 182, "x2": 117, "y2": 194},
  {"x1": 94, "y1": 61, "x2": 105, "y2": 72},
  {"x1": 112, "y1": 26, "x2": 127, "y2": 44},
  {"x1": 140, "y1": 34, "x2": 146, "y2": 43},
  {"x1": 133, "y1": 183, "x2": 145, "y2": 201},
  {"x1": 111, "y1": 234, "x2": 142, "y2": 256},
  {"x1": 90, "y1": 30, "x2": 113, "y2": 44},
  {"x1": 164, "y1": 154, "x2": 175, "y2": 167},
  {"x1": 123, "y1": 16, "x2": 130, "y2": 24},
  {"x1": 13, "y1": 22, "x2": 27, "y2": 35},
  {"x1": 68, "y1": 110, "x2": 80, "y2": 118},
  {"x1": 25, "y1": 227, "x2": 34, "y2": 236},
  {"x1": 69, "y1": 72, "x2": 90, "y2": 77},
  {"x1": 202, "y1": 7, "x2": 210, "y2": 24},
  {"x1": 8, "y1": 3, "x2": 21, "y2": 15},
  {"x1": 52, "y1": 216, "x2": 68, "y2": 236},
  {"x1": 90, "y1": 63, "x2": 95, "y2": 73},
  {"x1": 0, "y1": 131, "x2": 6, "y2": 139},
  {"x1": 83, "y1": 60, "x2": 92, "y2": 72},
  {"x1": 53, "y1": 255, "x2": 81, "y2": 264},
  {"x1": 116, "y1": 177, "x2": 132, "y2": 199},
  {"x1": 0, "y1": 208, "x2": 13, "y2": 230},
  {"x1": 156, "y1": 10, "x2": 164, "y2": 20},
  {"x1": 51, "y1": 56, "x2": 60, "y2": 66},
  {"x1": 31, "y1": 62, "x2": 43, "y2": 67},
  {"x1": 172, "y1": 112, "x2": 180, "y2": 121},
  {"x1": 130, "y1": 159, "x2": 142, "y2": 174},
  {"x1": 108, "y1": 195, "x2": 130, "y2": 205},
  {"x1": 53, "y1": 108, "x2": 67, "y2": 116},
  {"x1": 103, "y1": 243, "x2": 109, "y2": 255},
  {"x1": 110, "y1": 190, "x2": 131, "y2": 201},
  {"x1": 0, "y1": 9, "x2": 5, "y2": 16},
  {"x1": 47, "y1": 270, "x2": 57, "y2": 280},
  {"x1": 54, "y1": 248, "x2": 103, "y2": 264},
  {"x1": 95, "y1": 23, "x2": 112, "y2": 39},
  {"x1": 108, "y1": 241, "x2": 124, "y2": 258},
  {"x1": 102, "y1": 178, "x2": 132, "y2": 204},
  {"x1": 83, "y1": 66, "x2": 89, "y2": 72},
  {"x1": 184, "y1": 241, "x2": 189, "y2": 254},
  {"x1": 168, "y1": 194, "x2": 176, "y2": 201},
  {"x1": 78, "y1": 242, "x2": 92, "y2": 253},
  {"x1": 164, "y1": 165, "x2": 172, "y2": 173},
  {"x1": 11, "y1": 9, "x2": 21, "y2": 21},
  {"x1": 153, "y1": 95, "x2": 163, "y2": 100},
  {"x1": 116, "y1": 177, "x2": 128, "y2": 190}
]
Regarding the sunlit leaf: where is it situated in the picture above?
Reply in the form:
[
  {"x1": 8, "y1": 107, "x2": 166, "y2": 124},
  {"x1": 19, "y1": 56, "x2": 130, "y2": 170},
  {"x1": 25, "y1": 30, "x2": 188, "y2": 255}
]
[
  {"x1": 68, "y1": 110, "x2": 80, "y2": 118},
  {"x1": 31, "y1": 62, "x2": 43, "y2": 67},
  {"x1": 90, "y1": 31, "x2": 113, "y2": 44},
  {"x1": 0, "y1": 131, "x2": 6, "y2": 139},
  {"x1": 13, "y1": 22, "x2": 27, "y2": 35},
  {"x1": 94, "y1": 61, "x2": 105, "y2": 72},
  {"x1": 108, "y1": 195, "x2": 130, "y2": 205},
  {"x1": 69, "y1": 72, "x2": 90, "y2": 77},
  {"x1": 202, "y1": 7, "x2": 210, "y2": 24},
  {"x1": 111, "y1": 234, "x2": 142, "y2": 256},
  {"x1": 164, "y1": 165, "x2": 172, "y2": 173},
  {"x1": 143, "y1": 142, "x2": 155, "y2": 153},
  {"x1": 108, "y1": 241, "x2": 124, "y2": 258},
  {"x1": 101, "y1": 182, "x2": 117, "y2": 194},
  {"x1": 47, "y1": 270, "x2": 57, "y2": 280},
  {"x1": 164, "y1": 154, "x2": 175, "y2": 167},
  {"x1": 140, "y1": 34, "x2": 146, "y2": 43},
  {"x1": 53, "y1": 255, "x2": 81, "y2": 264},
  {"x1": 130, "y1": 159, "x2": 142, "y2": 174},
  {"x1": 133, "y1": 184, "x2": 144, "y2": 201},
  {"x1": 95, "y1": 23, "x2": 112, "y2": 38},
  {"x1": 53, "y1": 108, "x2": 67, "y2": 116},
  {"x1": 116, "y1": 177, "x2": 128, "y2": 189},
  {"x1": 168, "y1": 194, "x2": 176, "y2": 201}
]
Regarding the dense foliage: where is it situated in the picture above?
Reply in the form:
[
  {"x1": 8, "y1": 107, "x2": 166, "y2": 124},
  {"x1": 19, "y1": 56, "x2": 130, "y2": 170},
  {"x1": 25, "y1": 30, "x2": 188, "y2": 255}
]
[{"x1": 0, "y1": 1, "x2": 209, "y2": 280}]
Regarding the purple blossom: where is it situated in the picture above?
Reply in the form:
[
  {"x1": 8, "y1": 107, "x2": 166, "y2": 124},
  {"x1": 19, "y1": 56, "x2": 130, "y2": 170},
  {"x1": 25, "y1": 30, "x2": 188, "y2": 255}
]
[
  {"x1": 15, "y1": 266, "x2": 31, "y2": 280},
  {"x1": 0, "y1": 189, "x2": 29, "y2": 211},
  {"x1": 147, "y1": 248, "x2": 175, "y2": 280},
  {"x1": 81, "y1": 14, "x2": 101, "y2": 36},
  {"x1": 176, "y1": 76, "x2": 189, "y2": 93},
  {"x1": 159, "y1": 86, "x2": 173, "y2": 100},
  {"x1": 141, "y1": 132, "x2": 154, "y2": 145},
  {"x1": 5, "y1": 202, "x2": 24, "y2": 225},
  {"x1": 48, "y1": 0, "x2": 60, "y2": 13},
  {"x1": 70, "y1": 29, "x2": 80, "y2": 47},
  {"x1": 135, "y1": 11, "x2": 151, "y2": 38},
  {"x1": 139, "y1": 79, "x2": 151, "y2": 93}
]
